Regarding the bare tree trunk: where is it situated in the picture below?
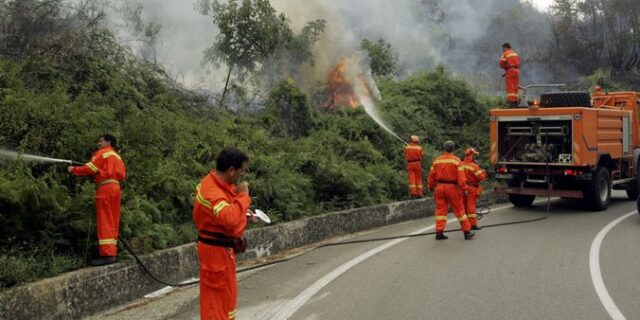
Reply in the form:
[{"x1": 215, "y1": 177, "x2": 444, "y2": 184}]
[{"x1": 220, "y1": 65, "x2": 233, "y2": 107}]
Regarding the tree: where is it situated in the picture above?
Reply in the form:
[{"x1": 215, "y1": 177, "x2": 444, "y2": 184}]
[
  {"x1": 263, "y1": 78, "x2": 315, "y2": 138},
  {"x1": 360, "y1": 38, "x2": 400, "y2": 77},
  {"x1": 549, "y1": 0, "x2": 640, "y2": 82},
  {"x1": 196, "y1": 0, "x2": 326, "y2": 107}
]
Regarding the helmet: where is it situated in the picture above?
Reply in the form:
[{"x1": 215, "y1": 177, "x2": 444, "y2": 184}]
[
  {"x1": 410, "y1": 135, "x2": 419, "y2": 142},
  {"x1": 465, "y1": 147, "x2": 479, "y2": 156}
]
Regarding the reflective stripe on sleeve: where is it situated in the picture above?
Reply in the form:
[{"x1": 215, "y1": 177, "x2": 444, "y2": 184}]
[
  {"x1": 86, "y1": 162, "x2": 98, "y2": 172},
  {"x1": 213, "y1": 201, "x2": 231, "y2": 217}
]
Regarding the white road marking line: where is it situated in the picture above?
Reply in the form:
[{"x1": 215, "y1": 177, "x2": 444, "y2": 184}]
[
  {"x1": 270, "y1": 202, "x2": 519, "y2": 319},
  {"x1": 589, "y1": 210, "x2": 636, "y2": 320},
  {"x1": 144, "y1": 277, "x2": 199, "y2": 298}
]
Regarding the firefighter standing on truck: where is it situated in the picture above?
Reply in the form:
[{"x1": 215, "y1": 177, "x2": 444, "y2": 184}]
[
  {"x1": 405, "y1": 135, "x2": 424, "y2": 197},
  {"x1": 193, "y1": 148, "x2": 252, "y2": 320},
  {"x1": 68, "y1": 134, "x2": 125, "y2": 266},
  {"x1": 499, "y1": 42, "x2": 520, "y2": 107},
  {"x1": 461, "y1": 147, "x2": 487, "y2": 230},
  {"x1": 428, "y1": 141, "x2": 475, "y2": 240}
]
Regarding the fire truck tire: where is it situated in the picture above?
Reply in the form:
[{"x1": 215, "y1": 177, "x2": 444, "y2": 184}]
[
  {"x1": 625, "y1": 161, "x2": 640, "y2": 200},
  {"x1": 539, "y1": 92, "x2": 592, "y2": 108},
  {"x1": 508, "y1": 194, "x2": 535, "y2": 207},
  {"x1": 584, "y1": 166, "x2": 611, "y2": 211}
]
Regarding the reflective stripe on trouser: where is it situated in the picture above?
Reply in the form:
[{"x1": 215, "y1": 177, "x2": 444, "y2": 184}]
[
  {"x1": 96, "y1": 183, "x2": 121, "y2": 256},
  {"x1": 505, "y1": 68, "x2": 519, "y2": 103},
  {"x1": 434, "y1": 184, "x2": 471, "y2": 233},
  {"x1": 198, "y1": 242, "x2": 237, "y2": 320},
  {"x1": 465, "y1": 186, "x2": 479, "y2": 227},
  {"x1": 407, "y1": 163, "x2": 423, "y2": 196}
]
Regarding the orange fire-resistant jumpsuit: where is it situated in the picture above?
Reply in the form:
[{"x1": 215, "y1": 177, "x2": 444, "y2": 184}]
[
  {"x1": 71, "y1": 146, "x2": 125, "y2": 257},
  {"x1": 428, "y1": 153, "x2": 471, "y2": 233},
  {"x1": 499, "y1": 48, "x2": 520, "y2": 104},
  {"x1": 405, "y1": 142, "x2": 424, "y2": 197},
  {"x1": 193, "y1": 172, "x2": 251, "y2": 320},
  {"x1": 461, "y1": 156, "x2": 487, "y2": 228}
]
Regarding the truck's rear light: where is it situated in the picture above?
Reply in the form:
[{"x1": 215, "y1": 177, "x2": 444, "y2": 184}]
[
  {"x1": 497, "y1": 166, "x2": 507, "y2": 173},
  {"x1": 564, "y1": 169, "x2": 577, "y2": 176}
]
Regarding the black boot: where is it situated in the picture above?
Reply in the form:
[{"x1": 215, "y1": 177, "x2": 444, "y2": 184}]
[
  {"x1": 91, "y1": 256, "x2": 117, "y2": 266},
  {"x1": 435, "y1": 233, "x2": 448, "y2": 240},
  {"x1": 471, "y1": 225, "x2": 482, "y2": 230},
  {"x1": 464, "y1": 231, "x2": 476, "y2": 240}
]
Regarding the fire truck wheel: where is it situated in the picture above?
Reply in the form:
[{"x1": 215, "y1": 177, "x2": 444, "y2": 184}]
[
  {"x1": 625, "y1": 160, "x2": 640, "y2": 200},
  {"x1": 584, "y1": 166, "x2": 611, "y2": 211},
  {"x1": 508, "y1": 194, "x2": 535, "y2": 207}
]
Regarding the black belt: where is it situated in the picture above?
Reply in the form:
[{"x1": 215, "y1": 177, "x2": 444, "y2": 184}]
[
  {"x1": 198, "y1": 230, "x2": 247, "y2": 253},
  {"x1": 468, "y1": 183, "x2": 479, "y2": 186},
  {"x1": 197, "y1": 236, "x2": 235, "y2": 248}
]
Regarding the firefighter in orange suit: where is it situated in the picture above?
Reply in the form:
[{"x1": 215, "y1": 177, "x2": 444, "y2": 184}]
[
  {"x1": 499, "y1": 42, "x2": 520, "y2": 107},
  {"x1": 405, "y1": 135, "x2": 424, "y2": 197},
  {"x1": 461, "y1": 147, "x2": 487, "y2": 230},
  {"x1": 68, "y1": 134, "x2": 125, "y2": 266},
  {"x1": 428, "y1": 141, "x2": 475, "y2": 240},
  {"x1": 193, "y1": 148, "x2": 252, "y2": 320}
]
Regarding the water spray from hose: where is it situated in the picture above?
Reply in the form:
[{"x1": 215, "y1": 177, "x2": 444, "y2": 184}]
[
  {"x1": 0, "y1": 149, "x2": 83, "y2": 166},
  {"x1": 334, "y1": 55, "x2": 409, "y2": 146}
]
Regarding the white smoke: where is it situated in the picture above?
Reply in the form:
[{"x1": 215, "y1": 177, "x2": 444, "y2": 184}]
[{"x1": 116, "y1": 0, "x2": 553, "y2": 93}]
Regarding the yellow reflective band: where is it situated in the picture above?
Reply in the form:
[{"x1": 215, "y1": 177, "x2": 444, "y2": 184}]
[
  {"x1": 506, "y1": 53, "x2": 519, "y2": 58},
  {"x1": 405, "y1": 146, "x2": 422, "y2": 150},
  {"x1": 195, "y1": 184, "x2": 212, "y2": 209},
  {"x1": 435, "y1": 216, "x2": 448, "y2": 221},
  {"x1": 429, "y1": 166, "x2": 434, "y2": 171},
  {"x1": 468, "y1": 214, "x2": 477, "y2": 218},
  {"x1": 213, "y1": 201, "x2": 231, "y2": 217},
  {"x1": 86, "y1": 162, "x2": 98, "y2": 173},
  {"x1": 417, "y1": 185, "x2": 423, "y2": 189},
  {"x1": 474, "y1": 170, "x2": 484, "y2": 176},
  {"x1": 461, "y1": 165, "x2": 475, "y2": 171},
  {"x1": 507, "y1": 93, "x2": 519, "y2": 97},
  {"x1": 458, "y1": 215, "x2": 468, "y2": 222},
  {"x1": 458, "y1": 167, "x2": 465, "y2": 171},
  {"x1": 434, "y1": 159, "x2": 460, "y2": 165},
  {"x1": 102, "y1": 151, "x2": 122, "y2": 160},
  {"x1": 98, "y1": 239, "x2": 117, "y2": 245},
  {"x1": 99, "y1": 179, "x2": 119, "y2": 187},
  {"x1": 228, "y1": 309, "x2": 236, "y2": 318},
  {"x1": 409, "y1": 184, "x2": 417, "y2": 187}
]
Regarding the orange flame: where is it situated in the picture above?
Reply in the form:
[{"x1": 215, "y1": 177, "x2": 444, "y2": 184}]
[{"x1": 326, "y1": 57, "x2": 360, "y2": 108}]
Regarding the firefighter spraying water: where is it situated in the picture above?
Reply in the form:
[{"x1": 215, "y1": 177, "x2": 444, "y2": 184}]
[{"x1": 0, "y1": 149, "x2": 83, "y2": 166}]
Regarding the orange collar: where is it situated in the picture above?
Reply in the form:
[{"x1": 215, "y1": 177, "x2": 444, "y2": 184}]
[{"x1": 209, "y1": 171, "x2": 237, "y2": 195}]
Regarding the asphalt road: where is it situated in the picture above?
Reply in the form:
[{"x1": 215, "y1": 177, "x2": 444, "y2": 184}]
[{"x1": 92, "y1": 191, "x2": 640, "y2": 320}]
